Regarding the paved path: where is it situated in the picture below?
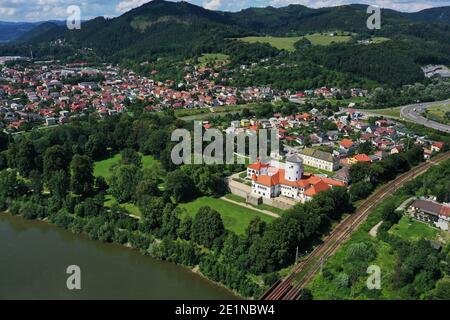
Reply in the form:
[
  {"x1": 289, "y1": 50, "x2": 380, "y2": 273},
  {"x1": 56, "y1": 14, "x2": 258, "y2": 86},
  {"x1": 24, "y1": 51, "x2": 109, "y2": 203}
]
[
  {"x1": 400, "y1": 99, "x2": 450, "y2": 133},
  {"x1": 342, "y1": 99, "x2": 450, "y2": 133},
  {"x1": 220, "y1": 196, "x2": 280, "y2": 218}
]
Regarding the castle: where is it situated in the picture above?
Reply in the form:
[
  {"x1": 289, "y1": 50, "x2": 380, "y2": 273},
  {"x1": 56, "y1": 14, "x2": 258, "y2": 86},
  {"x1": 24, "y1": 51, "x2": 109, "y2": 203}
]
[{"x1": 247, "y1": 155, "x2": 346, "y2": 203}]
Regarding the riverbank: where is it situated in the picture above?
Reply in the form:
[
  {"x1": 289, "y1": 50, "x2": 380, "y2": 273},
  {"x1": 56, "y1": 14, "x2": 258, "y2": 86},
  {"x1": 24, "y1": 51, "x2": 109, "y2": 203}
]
[{"x1": 0, "y1": 211, "x2": 240, "y2": 300}]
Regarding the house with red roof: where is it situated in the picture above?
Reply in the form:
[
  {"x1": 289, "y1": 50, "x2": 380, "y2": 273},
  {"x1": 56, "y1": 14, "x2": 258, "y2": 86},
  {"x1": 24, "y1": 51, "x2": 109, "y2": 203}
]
[
  {"x1": 339, "y1": 138, "x2": 356, "y2": 153},
  {"x1": 432, "y1": 142, "x2": 445, "y2": 152},
  {"x1": 351, "y1": 153, "x2": 373, "y2": 164}
]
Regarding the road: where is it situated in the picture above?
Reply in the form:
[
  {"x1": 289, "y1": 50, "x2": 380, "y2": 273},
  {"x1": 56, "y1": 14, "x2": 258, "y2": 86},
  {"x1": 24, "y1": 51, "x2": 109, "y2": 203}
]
[
  {"x1": 400, "y1": 100, "x2": 450, "y2": 133},
  {"x1": 261, "y1": 151, "x2": 450, "y2": 300},
  {"x1": 343, "y1": 99, "x2": 450, "y2": 133}
]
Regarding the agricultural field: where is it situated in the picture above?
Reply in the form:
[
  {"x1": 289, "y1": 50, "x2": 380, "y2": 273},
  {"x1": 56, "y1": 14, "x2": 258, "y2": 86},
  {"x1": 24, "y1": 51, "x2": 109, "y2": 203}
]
[
  {"x1": 178, "y1": 196, "x2": 276, "y2": 235},
  {"x1": 238, "y1": 32, "x2": 353, "y2": 51},
  {"x1": 304, "y1": 32, "x2": 353, "y2": 46},
  {"x1": 238, "y1": 36, "x2": 301, "y2": 52}
]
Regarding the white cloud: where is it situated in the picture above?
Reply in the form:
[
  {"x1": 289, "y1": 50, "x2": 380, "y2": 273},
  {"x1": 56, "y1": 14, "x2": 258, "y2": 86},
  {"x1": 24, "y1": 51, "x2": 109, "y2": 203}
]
[
  {"x1": 0, "y1": 7, "x2": 16, "y2": 16},
  {"x1": 116, "y1": 0, "x2": 150, "y2": 13},
  {"x1": 268, "y1": 0, "x2": 450, "y2": 12},
  {"x1": 203, "y1": 0, "x2": 222, "y2": 10}
]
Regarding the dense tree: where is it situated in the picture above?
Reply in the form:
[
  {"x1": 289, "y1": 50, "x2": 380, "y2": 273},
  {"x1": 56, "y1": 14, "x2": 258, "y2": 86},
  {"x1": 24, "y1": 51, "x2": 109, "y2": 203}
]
[
  {"x1": 43, "y1": 145, "x2": 68, "y2": 180},
  {"x1": 8, "y1": 138, "x2": 36, "y2": 177},
  {"x1": 47, "y1": 170, "x2": 70, "y2": 199},
  {"x1": 161, "y1": 207, "x2": 181, "y2": 239},
  {"x1": 134, "y1": 178, "x2": 161, "y2": 206},
  {"x1": 108, "y1": 164, "x2": 140, "y2": 203},
  {"x1": 140, "y1": 197, "x2": 172, "y2": 231},
  {"x1": 192, "y1": 206, "x2": 225, "y2": 248},
  {"x1": 70, "y1": 155, "x2": 94, "y2": 196},
  {"x1": 165, "y1": 169, "x2": 196, "y2": 202},
  {"x1": 120, "y1": 148, "x2": 142, "y2": 168}
]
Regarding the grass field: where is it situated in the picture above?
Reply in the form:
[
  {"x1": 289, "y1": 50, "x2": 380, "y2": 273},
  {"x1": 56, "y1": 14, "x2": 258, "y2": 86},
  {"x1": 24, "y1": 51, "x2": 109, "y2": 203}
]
[
  {"x1": 370, "y1": 37, "x2": 390, "y2": 44},
  {"x1": 238, "y1": 33, "x2": 352, "y2": 51},
  {"x1": 104, "y1": 194, "x2": 142, "y2": 218},
  {"x1": 424, "y1": 104, "x2": 450, "y2": 124},
  {"x1": 304, "y1": 164, "x2": 333, "y2": 176},
  {"x1": 224, "y1": 193, "x2": 285, "y2": 216},
  {"x1": 94, "y1": 153, "x2": 162, "y2": 179},
  {"x1": 366, "y1": 107, "x2": 402, "y2": 118},
  {"x1": 94, "y1": 152, "x2": 163, "y2": 218},
  {"x1": 307, "y1": 191, "x2": 450, "y2": 299},
  {"x1": 198, "y1": 53, "x2": 230, "y2": 66},
  {"x1": 178, "y1": 196, "x2": 276, "y2": 235},
  {"x1": 389, "y1": 216, "x2": 443, "y2": 242},
  {"x1": 239, "y1": 36, "x2": 301, "y2": 51},
  {"x1": 304, "y1": 33, "x2": 353, "y2": 46}
]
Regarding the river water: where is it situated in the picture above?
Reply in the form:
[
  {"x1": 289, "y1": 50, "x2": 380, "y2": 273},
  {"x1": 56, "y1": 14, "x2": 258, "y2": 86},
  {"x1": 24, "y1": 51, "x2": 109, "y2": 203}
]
[{"x1": 0, "y1": 214, "x2": 237, "y2": 300}]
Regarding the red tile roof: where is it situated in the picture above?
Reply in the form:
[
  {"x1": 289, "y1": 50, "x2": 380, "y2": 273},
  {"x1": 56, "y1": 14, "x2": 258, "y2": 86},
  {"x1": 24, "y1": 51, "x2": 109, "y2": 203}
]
[
  {"x1": 340, "y1": 138, "x2": 354, "y2": 149},
  {"x1": 304, "y1": 180, "x2": 330, "y2": 197},
  {"x1": 248, "y1": 162, "x2": 270, "y2": 171},
  {"x1": 353, "y1": 154, "x2": 372, "y2": 162}
]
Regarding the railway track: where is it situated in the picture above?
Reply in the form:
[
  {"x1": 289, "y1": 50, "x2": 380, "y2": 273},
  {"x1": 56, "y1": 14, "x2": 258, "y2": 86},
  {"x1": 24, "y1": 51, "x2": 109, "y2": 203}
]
[{"x1": 262, "y1": 152, "x2": 450, "y2": 300}]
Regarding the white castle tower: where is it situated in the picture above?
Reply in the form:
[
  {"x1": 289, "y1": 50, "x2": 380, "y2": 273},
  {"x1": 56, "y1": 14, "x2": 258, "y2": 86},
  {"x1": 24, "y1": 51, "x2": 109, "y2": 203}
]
[{"x1": 285, "y1": 154, "x2": 304, "y2": 181}]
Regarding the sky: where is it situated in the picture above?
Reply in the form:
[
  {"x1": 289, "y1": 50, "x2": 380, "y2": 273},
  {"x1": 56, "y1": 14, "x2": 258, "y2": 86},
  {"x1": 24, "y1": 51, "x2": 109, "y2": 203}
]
[{"x1": 0, "y1": 0, "x2": 450, "y2": 22}]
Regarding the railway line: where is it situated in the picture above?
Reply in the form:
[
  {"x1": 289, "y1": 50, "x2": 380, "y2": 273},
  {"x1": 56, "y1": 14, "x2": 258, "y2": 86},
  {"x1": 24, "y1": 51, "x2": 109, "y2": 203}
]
[{"x1": 262, "y1": 152, "x2": 450, "y2": 300}]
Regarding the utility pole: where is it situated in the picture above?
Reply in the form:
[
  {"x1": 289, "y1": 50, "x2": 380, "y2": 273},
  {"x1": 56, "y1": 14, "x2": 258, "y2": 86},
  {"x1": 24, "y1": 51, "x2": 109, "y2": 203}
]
[{"x1": 295, "y1": 246, "x2": 299, "y2": 262}]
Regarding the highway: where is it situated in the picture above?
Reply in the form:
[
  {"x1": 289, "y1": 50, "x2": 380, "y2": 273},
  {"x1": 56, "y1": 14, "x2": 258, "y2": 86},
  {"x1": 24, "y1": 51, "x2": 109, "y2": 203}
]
[
  {"x1": 343, "y1": 99, "x2": 450, "y2": 134},
  {"x1": 400, "y1": 99, "x2": 450, "y2": 133},
  {"x1": 261, "y1": 151, "x2": 450, "y2": 300}
]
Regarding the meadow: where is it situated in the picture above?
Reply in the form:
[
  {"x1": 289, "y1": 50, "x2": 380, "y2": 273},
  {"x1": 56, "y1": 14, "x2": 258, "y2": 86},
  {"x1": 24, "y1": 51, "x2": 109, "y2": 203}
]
[
  {"x1": 94, "y1": 153, "x2": 164, "y2": 218},
  {"x1": 178, "y1": 196, "x2": 276, "y2": 235},
  {"x1": 238, "y1": 33, "x2": 353, "y2": 51}
]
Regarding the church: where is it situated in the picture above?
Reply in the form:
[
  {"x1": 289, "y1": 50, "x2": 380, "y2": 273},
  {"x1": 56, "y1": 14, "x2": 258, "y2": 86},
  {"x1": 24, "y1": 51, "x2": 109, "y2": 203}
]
[{"x1": 247, "y1": 154, "x2": 346, "y2": 203}]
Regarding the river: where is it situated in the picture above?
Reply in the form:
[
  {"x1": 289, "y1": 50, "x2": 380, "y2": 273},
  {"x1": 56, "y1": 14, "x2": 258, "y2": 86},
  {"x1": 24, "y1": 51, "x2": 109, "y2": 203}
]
[{"x1": 0, "y1": 214, "x2": 238, "y2": 300}]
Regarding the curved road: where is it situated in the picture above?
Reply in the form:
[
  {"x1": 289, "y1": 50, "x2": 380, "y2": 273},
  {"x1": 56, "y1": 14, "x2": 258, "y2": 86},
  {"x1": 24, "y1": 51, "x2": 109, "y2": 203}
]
[{"x1": 400, "y1": 99, "x2": 450, "y2": 133}]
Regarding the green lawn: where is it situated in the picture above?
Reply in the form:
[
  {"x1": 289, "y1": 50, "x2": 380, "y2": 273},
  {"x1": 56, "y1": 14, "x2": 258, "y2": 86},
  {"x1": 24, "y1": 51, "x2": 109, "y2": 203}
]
[
  {"x1": 424, "y1": 104, "x2": 450, "y2": 125},
  {"x1": 224, "y1": 193, "x2": 285, "y2": 216},
  {"x1": 371, "y1": 37, "x2": 390, "y2": 44},
  {"x1": 366, "y1": 107, "x2": 401, "y2": 118},
  {"x1": 94, "y1": 153, "x2": 162, "y2": 180},
  {"x1": 104, "y1": 194, "x2": 142, "y2": 218},
  {"x1": 389, "y1": 216, "x2": 441, "y2": 242},
  {"x1": 304, "y1": 164, "x2": 333, "y2": 176},
  {"x1": 94, "y1": 152, "x2": 163, "y2": 218},
  {"x1": 178, "y1": 196, "x2": 275, "y2": 235}
]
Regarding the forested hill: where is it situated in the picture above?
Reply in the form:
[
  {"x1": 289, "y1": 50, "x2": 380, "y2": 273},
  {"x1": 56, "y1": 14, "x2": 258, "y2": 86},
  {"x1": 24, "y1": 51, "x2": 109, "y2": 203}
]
[
  {"x1": 4, "y1": 1, "x2": 450, "y2": 88},
  {"x1": 404, "y1": 6, "x2": 450, "y2": 24}
]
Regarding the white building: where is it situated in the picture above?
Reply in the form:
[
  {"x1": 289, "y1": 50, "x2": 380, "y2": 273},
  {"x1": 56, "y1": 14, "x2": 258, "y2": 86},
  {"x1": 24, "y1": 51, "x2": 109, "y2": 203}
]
[
  {"x1": 299, "y1": 148, "x2": 340, "y2": 172},
  {"x1": 249, "y1": 155, "x2": 345, "y2": 203}
]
